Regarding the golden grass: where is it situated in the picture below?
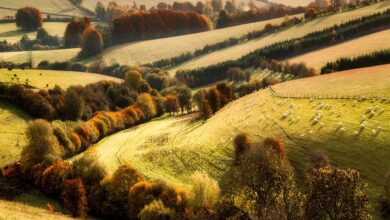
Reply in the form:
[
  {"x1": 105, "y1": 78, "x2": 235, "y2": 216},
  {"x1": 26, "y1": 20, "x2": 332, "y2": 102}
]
[
  {"x1": 0, "y1": 69, "x2": 122, "y2": 89},
  {"x1": 285, "y1": 29, "x2": 390, "y2": 71},
  {"x1": 169, "y1": 1, "x2": 390, "y2": 73},
  {"x1": 82, "y1": 65, "x2": 390, "y2": 218},
  {"x1": 0, "y1": 0, "x2": 90, "y2": 17},
  {"x1": 0, "y1": 49, "x2": 80, "y2": 66}
]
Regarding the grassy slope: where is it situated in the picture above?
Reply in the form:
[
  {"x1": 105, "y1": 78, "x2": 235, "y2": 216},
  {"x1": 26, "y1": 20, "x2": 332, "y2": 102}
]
[
  {"x1": 0, "y1": 14, "x2": 301, "y2": 66},
  {"x1": 266, "y1": 0, "x2": 312, "y2": 7},
  {"x1": 83, "y1": 65, "x2": 390, "y2": 215},
  {"x1": 0, "y1": 0, "x2": 90, "y2": 17},
  {"x1": 0, "y1": 100, "x2": 31, "y2": 167},
  {"x1": 0, "y1": 69, "x2": 122, "y2": 89},
  {"x1": 285, "y1": 28, "x2": 390, "y2": 71},
  {"x1": 0, "y1": 22, "x2": 68, "y2": 43},
  {"x1": 0, "y1": 69, "x2": 122, "y2": 167},
  {"x1": 168, "y1": 1, "x2": 390, "y2": 74}
]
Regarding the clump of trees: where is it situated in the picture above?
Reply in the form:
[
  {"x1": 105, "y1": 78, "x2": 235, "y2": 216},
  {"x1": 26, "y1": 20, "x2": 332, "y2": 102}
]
[
  {"x1": 321, "y1": 49, "x2": 390, "y2": 73},
  {"x1": 79, "y1": 27, "x2": 104, "y2": 57},
  {"x1": 16, "y1": 7, "x2": 43, "y2": 31},
  {"x1": 64, "y1": 17, "x2": 91, "y2": 48},
  {"x1": 112, "y1": 10, "x2": 212, "y2": 44}
]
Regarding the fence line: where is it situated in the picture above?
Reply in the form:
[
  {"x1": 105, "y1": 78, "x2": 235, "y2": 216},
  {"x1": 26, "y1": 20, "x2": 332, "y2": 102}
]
[{"x1": 268, "y1": 86, "x2": 389, "y2": 101}]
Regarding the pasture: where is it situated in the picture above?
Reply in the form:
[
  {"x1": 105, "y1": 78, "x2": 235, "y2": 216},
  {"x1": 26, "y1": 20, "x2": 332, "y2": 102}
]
[
  {"x1": 168, "y1": 1, "x2": 390, "y2": 73},
  {"x1": 79, "y1": 65, "x2": 390, "y2": 216},
  {"x1": 284, "y1": 28, "x2": 390, "y2": 71}
]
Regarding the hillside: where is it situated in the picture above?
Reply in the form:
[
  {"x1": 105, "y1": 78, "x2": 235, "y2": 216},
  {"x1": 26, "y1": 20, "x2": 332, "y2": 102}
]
[
  {"x1": 0, "y1": 14, "x2": 302, "y2": 66},
  {"x1": 285, "y1": 28, "x2": 390, "y2": 71},
  {"x1": 0, "y1": 0, "x2": 91, "y2": 17},
  {"x1": 80, "y1": 65, "x2": 390, "y2": 213},
  {"x1": 0, "y1": 69, "x2": 122, "y2": 89},
  {"x1": 0, "y1": 22, "x2": 68, "y2": 44},
  {"x1": 168, "y1": 1, "x2": 390, "y2": 74}
]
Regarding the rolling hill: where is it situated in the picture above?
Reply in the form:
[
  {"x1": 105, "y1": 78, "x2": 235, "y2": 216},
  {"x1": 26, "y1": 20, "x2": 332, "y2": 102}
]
[
  {"x1": 0, "y1": 69, "x2": 122, "y2": 167},
  {"x1": 78, "y1": 65, "x2": 390, "y2": 216},
  {"x1": 0, "y1": 22, "x2": 68, "y2": 44},
  {"x1": 168, "y1": 1, "x2": 390, "y2": 74},
  {"x1": 0, "y1": 0, "x2": 91, "y2": 18},
  {"x1": 284, "y1": 28, "x2": 390, "y2": 71}
]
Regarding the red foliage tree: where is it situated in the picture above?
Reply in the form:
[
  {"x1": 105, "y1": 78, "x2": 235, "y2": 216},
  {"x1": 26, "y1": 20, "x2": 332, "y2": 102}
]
[
  {"x1": 79, "y1": 27, "x2": 104, "y2": 57},
  {"x1": 16, "y1": 7, "x2": 43, "y2": 31},
  {"x1": 64, "y1": 17, "x2": 91, "y2": 48},
  {"x1": 62, "y1": 178, "x2": 88, "y2": 217},
  {"x1": 112, "y1": 10, "x2": 212, "y2": 43}
]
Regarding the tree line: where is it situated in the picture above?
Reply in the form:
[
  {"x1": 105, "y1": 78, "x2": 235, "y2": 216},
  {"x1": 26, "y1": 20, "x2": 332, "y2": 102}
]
[
  {"x1": 176, "y1": 8, "x2": 390, "y2": 87},
  {"x1": 321, "y1": 49, "x2": 390, "y2": 73},
  {"x1": 145, "y1": 16, "x2": 302, "y2": 69}
]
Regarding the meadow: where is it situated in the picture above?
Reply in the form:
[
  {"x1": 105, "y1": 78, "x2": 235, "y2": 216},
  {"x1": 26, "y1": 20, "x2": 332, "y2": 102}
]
[
  {"x1": 0, "y1": 22, "x2": 68, "y2": 43},
  {"x1": 285, "y1": 29, "x2": 390, "y2": 71},
  {"x1": 0, "y1": 0, "x2": 90, "y2": 17},
  {"x1": 80, "y1": 65, "x2": 390, "y2": 214},
  {"x1": 168, "y1": 1, "x2": 390, "y2": 73}
]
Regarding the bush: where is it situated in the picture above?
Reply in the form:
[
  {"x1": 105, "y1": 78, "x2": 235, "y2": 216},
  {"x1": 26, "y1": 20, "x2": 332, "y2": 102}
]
[
  {"x1": 188, "y1": 171, "x2": 220, "y2": 210},
  {"x1": 79, "y1": 27, "x2": 104, "y2": 57},
  {"x1": 21, "y1": 119, "x2": 63, "y2": 172},
  {"x1": 305, "y1": 167, "x2": 370, "y2": 219},
  {"x1": 233, "y1": 133, "x2": 251, "y2": 163},
  {"x1": 139, "y1": 200, "x2": 175, "y2": 220},
  {"x1": 16, "y1": 7, "x2": 43, "y2": 31},
  {"x1": 41, "y1": 161, "x2": 71, "y2": 196},
  {"x1": 128, "y1": 181, "x2": 187, "y2": 218},
  {"x1": 0, "y1": 163, "x2": 28, "y2": 200},
  {"x1": 62, "y1": 178, "x2": 87, "y2": 217}
]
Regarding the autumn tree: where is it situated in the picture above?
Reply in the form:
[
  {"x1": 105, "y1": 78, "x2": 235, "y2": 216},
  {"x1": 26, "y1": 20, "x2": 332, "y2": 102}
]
[
  {"x1": 79, "y1": 27, "x2": 104, "y2": 57},
  {"x1": 21, "y1": 119, "x2": 63, "y2": 172},
  {"x1": 195, "y1": 1, "x2": 205, "y2": 14},
  {"x1": 205, "y1": 87, "x2": 221, "y2": 113},
  {"x1": 16, "y1": 7, "x2": 43, "y2": 31},
  {"x1": 201, "y1": 100, "x2": 213, "y2": 121},
  {"x1": 137, "y1": 93, "x2": 157, "y2": 119},
  {"x1": 64, "y1": 17, "x2": 91, "y2": 48},
  {"x1": 305, "y1": 167, "x2": 370, "y2": 219},
  {"x1": 193, "y1": 90, "x2": 205, "y2": 110},
  {"x1": 305, "y1": 7, "x2": 318, "y2": 19},
  {"x1": 164, "y1": 95, "x2": 178, "y2": 115},
  {"x1": 235, "y1": 137, "x2": 303, "y2": 219},
  {"x1": 95, "y1": 2, "x2": 106, "y2": 21},
  {"x1": 212, "y1": 0, "x2": 224, "y2": 12},
  {"x1": 176, "y1": 85, "x2": 192, "y2": 113},
  {"x1": 216, "y1": 83, "x2": 233, "y2": 106},
  {"x1": 224, "y1": 1, "x2": 236, "y2": 14},
  {"x1": 233, "y1": 133, "x2": 251, "y2": 163},
  {"x1": 62, "y1": 178, "x2": 87, "y2": 217},
  {"x1": 63, "y1": 88, "x2": 84, "y2": 120}
]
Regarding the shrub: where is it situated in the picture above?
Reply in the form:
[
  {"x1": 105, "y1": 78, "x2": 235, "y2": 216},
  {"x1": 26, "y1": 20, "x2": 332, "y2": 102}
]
[
  {"x1": 188, "y1": 171, "x2": 220, "y2": 210},
  {"x1": 139, "y1": 200, "x2": 175, "y2": 220},
  {"x1": 128, "y1": 181, "x2": 187, "y2": 218},
  {"x1": 305, "y1": 167, "x2": 370, "y2": 219},
  {"x1": 16, "y1": 7, "x2": 43, "y2": 31},
  {"x1": 62, "y1": 178, "x2": 87, "y2": 217},
  {"x1": 21, "y1": 119, "x2": 63, "y2": 172},
  {"x1": 63, "y1": 88, "x2": 84, "y2": 120},
  {"x1": 0, "y1": 163, "x2": 28, "y2": 200},
  {"x1": 233, "y1": 133, "x2": 251, "y2": 163},
  {"x1": 79, "y1": 27, "x2": 104, "y2": 57},
  {"x1": 41, "y1": 161, "x2": 71, "y2": 196},
  {"x1": 103, "y1": 165, "x2": 143, "y2": 218}
]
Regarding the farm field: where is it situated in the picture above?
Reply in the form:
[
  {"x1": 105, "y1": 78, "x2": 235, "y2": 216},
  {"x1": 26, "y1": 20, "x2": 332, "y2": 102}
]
[
  {"x1": 0, "y1": 69, "x2": 122, "y2": 89},
  {"x1": 266, "y1": 0, "x2": 312, "y2": 7},
  {"x1": 80, "y1": 65, "x2": 390, "y2": 214},
  {"x1": 168, "y1": 1, "x2": 390, "y2": 74},
  {"x1": 285, "y1": 29, "x2": 390, "y2": 71},
  {"x1": 0, "y1": 0, "x2": 90, "y2": 17},
  {"x1": 0, "y1": 22, "x2": 68, "y2": 44}
]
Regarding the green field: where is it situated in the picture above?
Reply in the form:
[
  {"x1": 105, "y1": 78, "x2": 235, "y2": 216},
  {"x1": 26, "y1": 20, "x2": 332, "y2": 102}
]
[
  {"x1": 0, "y1": 69, "x2": 122, "y2": 89},
  {"x1": 285, "y1": 28, "x2": 390, "y2": 71},
  {"x1": 77, "y1": 65, "x2": 390, "y2": 217},
  {"x1": 0, "y1": 100, "x2": 31, "y2": 167},
  {"x1": 0, "y1": 0, "x2": 90, "y2": 17},
  {"x1": 168, "y1": 1, "x2": 390, "y2": 74},
  {"x1": 0, "y1": 22, "x2": 68, "y2": 43}
]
